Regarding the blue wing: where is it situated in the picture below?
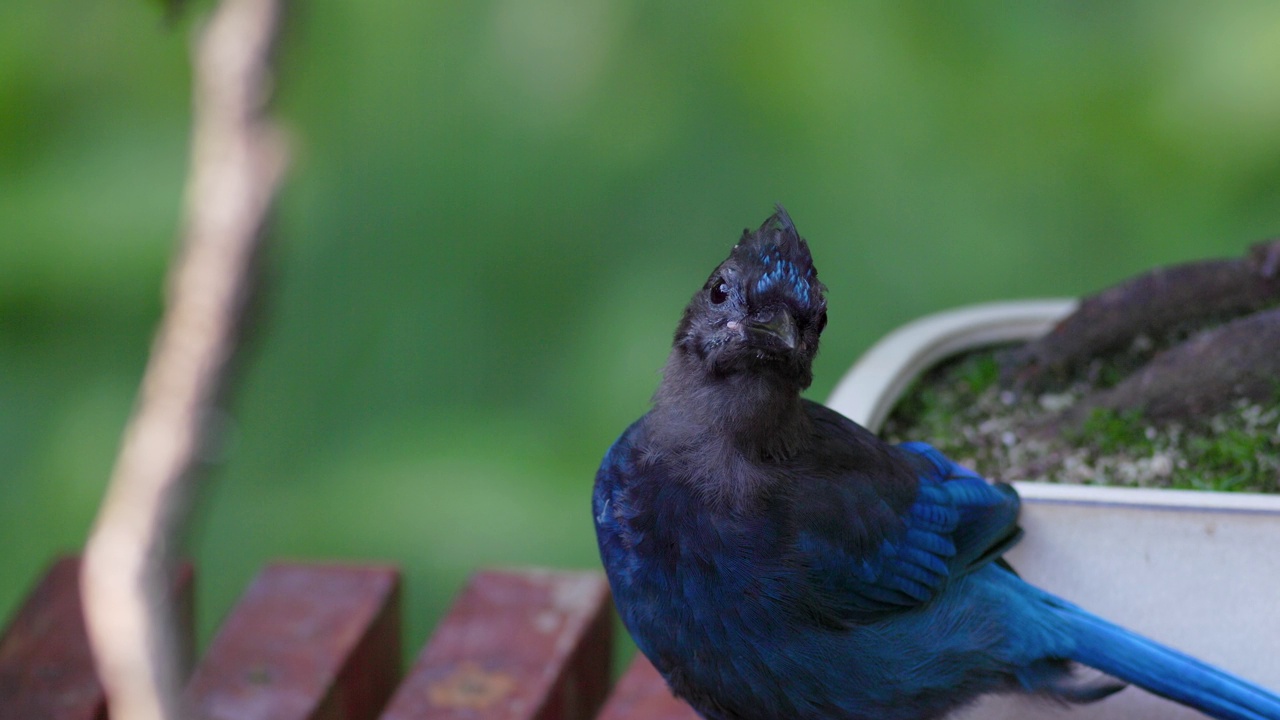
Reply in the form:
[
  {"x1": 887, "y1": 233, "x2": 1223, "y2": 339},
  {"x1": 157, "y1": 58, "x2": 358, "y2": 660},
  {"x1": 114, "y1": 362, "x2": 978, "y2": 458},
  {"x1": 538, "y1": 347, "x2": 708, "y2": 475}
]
[{"x1": 795, "y1": 402, "x2": 1021, "y2": 621}]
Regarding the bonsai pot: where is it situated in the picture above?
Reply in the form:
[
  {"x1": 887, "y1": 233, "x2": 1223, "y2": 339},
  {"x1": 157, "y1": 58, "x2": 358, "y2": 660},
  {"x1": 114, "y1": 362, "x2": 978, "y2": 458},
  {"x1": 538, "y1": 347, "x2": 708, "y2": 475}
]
[{"x1": 827, "y1": 300, "x2": 1280, "y2": 720}]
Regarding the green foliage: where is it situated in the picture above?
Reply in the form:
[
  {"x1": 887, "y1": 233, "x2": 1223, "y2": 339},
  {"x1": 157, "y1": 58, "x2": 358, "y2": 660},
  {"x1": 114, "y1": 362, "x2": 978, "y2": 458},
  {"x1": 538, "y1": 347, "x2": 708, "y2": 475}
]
[
  {"x1": 891, "y1": 352, "x2": 1000, "y2": 450},
  {"x1": 1076, "y1": 408, "x2": 1153, "y2": 456},
  {"x1": 958, "y1": 353, "x2": 1002, "y2": 397},
  {"x1": 5, "y1": 0, "x2": 1280, "y2": 652},
  {"x1": 1182, "y1": 429, "x2": 1280, "y2": 492}
]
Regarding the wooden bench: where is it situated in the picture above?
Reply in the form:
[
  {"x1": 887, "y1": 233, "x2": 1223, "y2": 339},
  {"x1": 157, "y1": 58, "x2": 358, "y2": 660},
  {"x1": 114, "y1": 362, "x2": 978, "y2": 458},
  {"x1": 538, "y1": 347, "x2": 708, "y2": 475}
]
[{"x1": 0, "y1": 557, "x2": 697, "y2": 720}]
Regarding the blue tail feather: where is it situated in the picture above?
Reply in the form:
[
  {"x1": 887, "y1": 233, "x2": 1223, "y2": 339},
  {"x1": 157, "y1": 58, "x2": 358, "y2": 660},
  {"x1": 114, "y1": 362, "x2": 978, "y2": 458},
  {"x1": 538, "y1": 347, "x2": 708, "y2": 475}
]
[{"x1": 1060, "y1": 605, "x2": 1280, "y2": 720}]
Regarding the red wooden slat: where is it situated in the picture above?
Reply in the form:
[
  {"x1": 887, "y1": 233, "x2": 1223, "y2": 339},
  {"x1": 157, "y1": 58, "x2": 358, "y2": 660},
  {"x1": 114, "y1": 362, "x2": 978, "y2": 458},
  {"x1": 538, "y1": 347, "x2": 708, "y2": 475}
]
[
  {"x1": 186, "y1": 563, "x2": 401, "y2": 720},
  {"x1": 595, "y1": 654, "x2": 698, "y2": 720},
  {"x1": 380, "y1": 569, "x2": 612, "y2": 720},
  {"x1": 0, "y1": 555, "x2": 195, "y2": 720},
  {"x1": 0, "y1": 557, "x2": 105, "y2": 720}
]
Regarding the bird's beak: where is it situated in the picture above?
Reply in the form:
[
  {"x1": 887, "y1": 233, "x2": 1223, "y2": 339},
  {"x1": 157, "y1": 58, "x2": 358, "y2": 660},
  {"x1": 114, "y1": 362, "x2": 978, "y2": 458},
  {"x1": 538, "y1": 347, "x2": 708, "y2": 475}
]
[{"x1": 745, "y1": 308, "x2": 798, "y2": 351}]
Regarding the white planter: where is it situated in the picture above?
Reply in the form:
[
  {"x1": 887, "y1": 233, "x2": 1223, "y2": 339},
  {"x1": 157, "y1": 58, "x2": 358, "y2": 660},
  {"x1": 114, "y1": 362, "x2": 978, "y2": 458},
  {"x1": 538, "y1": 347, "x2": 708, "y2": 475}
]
[{"x1": 827, "y1": 300, "x2": 1280, "y2": 720}]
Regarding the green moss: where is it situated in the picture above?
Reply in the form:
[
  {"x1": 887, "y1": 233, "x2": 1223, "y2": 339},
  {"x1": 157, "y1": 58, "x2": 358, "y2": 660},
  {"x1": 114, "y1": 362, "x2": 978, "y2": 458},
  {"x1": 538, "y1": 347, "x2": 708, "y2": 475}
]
[
  {"x1": 883, "y1": 348, "x2": 1280, "y2": 494},
  {"x1": 1182, "y1": 430, "x2": 1278, "y2": 492},
  {"x1": 1075, "y1": 408, "x2": 1153, "y2": 456}
]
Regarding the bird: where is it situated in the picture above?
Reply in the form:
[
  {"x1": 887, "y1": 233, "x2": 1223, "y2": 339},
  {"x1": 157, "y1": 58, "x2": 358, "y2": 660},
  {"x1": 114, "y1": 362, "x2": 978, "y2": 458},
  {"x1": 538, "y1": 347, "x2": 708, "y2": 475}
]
[{"x1": 592, "y1": 207, "x2": 1280, "y2": 720}]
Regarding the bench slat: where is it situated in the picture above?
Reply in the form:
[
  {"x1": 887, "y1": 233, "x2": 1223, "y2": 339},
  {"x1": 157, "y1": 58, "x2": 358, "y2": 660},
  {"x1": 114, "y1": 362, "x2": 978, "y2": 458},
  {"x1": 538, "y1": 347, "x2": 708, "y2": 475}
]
[
  {"x1": 0, "y1": 555, "x2": 194, "y2": 720},
  {"x1": 186, "y1": 563, "x2": 401, "y2": 720},
  {"x1": 595, "y1": 654, "x2": 699, "y2": 720},
  {"x1": 380, "y1": 570, "x2": 611, "y2": 720}
]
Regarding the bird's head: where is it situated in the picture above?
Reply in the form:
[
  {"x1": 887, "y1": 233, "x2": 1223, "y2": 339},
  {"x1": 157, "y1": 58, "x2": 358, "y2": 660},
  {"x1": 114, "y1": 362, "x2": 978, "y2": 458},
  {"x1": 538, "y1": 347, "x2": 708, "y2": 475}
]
[{"x1": 672, "y1": 206, "x2": 828, "y2": 389}]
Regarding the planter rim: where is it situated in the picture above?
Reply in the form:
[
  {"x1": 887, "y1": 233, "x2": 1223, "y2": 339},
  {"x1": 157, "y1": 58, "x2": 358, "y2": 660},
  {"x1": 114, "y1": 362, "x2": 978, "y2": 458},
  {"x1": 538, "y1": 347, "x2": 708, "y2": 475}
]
[{"x1": 827, "y1": 299, "x2": 1280, "y2": 511}]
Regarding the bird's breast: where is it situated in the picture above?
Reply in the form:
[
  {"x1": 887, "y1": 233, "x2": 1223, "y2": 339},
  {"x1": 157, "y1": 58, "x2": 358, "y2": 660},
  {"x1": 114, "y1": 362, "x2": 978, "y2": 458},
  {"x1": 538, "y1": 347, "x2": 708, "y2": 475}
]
[{"x1": 602, "y1": 475, "x2": 803, "y2": 657}]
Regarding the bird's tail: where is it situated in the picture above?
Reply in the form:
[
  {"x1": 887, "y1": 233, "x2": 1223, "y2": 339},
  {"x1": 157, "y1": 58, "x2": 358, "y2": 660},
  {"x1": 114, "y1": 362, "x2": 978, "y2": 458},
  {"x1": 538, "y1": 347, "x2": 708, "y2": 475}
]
[{"x1": 1057, "y1": 604, "x2": 1280, "y2": 720}]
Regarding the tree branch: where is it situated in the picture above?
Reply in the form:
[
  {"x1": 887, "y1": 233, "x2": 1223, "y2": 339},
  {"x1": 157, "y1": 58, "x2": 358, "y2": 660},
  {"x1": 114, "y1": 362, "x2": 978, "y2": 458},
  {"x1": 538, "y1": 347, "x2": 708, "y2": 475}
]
[{"x1": 81, "y1": 0, "x2": 287, "y2": 717}]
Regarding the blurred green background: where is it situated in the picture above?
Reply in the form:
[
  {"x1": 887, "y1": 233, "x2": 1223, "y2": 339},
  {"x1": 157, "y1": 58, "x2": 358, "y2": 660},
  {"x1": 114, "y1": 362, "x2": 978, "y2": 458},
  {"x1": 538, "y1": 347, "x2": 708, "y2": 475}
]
[{"x1": 3, "y1": 0, "x2": 1279, "y2": 656}]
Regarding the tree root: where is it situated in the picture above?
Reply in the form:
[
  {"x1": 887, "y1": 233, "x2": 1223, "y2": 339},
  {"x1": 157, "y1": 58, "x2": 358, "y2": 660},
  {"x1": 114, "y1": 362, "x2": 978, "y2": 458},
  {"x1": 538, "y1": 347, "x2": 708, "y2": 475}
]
[
  {"x1": 1060, "y1": 307, "x2": 1280, "y2": 427},
  {"x1": 1001, "y1": 239, "x2": 1280, "y2": 392}
]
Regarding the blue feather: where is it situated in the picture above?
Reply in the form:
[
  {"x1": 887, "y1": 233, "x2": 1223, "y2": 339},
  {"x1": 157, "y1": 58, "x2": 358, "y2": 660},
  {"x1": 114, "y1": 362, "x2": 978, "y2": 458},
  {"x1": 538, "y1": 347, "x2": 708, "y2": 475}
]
[{"x1": 1054, "y1": 594, "x2": 1280, "y2": 720}]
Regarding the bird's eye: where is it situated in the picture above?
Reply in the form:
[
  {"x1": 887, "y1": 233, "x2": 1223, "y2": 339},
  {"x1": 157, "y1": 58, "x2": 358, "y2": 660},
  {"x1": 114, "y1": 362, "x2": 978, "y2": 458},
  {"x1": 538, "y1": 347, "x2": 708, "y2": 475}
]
[{"x1": 710, "y1": 281, "x2": 730, "y2": 305}]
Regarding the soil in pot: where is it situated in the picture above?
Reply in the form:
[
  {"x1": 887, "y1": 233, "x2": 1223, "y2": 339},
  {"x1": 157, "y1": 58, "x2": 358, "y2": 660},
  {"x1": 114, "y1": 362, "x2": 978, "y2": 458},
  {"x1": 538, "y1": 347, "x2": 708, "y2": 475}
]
[
  {"x1": 883, "y1": 240, "x2": 1280, "y2": 493},
  {"x1": 882, "y1": 345, "x2": 1280, "y2": 493}
]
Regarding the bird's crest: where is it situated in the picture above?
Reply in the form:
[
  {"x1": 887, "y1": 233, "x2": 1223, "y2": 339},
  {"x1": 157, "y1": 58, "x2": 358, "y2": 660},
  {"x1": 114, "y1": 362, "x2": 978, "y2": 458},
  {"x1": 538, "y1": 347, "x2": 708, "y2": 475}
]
[{"x1": 732, "y1": 205, "x2": 821, "y2": 308}]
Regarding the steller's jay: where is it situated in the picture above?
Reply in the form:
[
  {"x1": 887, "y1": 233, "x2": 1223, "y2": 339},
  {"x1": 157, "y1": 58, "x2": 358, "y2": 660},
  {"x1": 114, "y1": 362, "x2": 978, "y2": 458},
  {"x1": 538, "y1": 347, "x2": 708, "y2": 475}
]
[{"x1": 592, "y1": 207, "x2": 1280, "y2": 720}]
